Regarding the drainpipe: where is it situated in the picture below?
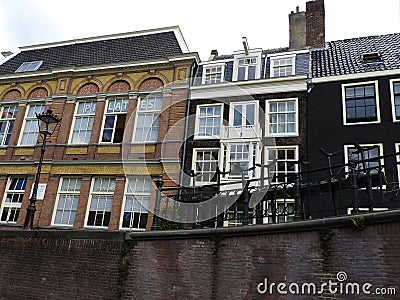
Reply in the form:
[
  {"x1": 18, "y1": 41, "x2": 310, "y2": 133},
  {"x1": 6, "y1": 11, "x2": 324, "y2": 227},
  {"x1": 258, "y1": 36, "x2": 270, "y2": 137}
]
[{"x1": 179, "y1": 62, "x2": 197, "y2": 188}]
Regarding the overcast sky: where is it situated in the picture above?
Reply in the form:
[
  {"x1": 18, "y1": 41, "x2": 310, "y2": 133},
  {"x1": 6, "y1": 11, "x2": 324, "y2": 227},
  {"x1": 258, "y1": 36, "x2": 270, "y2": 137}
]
[{"x1": 0, "y1": 0, "x2": 399, "y2": 61}]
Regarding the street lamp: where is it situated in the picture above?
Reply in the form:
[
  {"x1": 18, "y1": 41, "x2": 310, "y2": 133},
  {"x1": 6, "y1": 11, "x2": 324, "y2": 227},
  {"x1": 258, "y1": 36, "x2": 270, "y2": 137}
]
[{"x1": 23, "y1": 109, "x2": 61, "y2": 230}]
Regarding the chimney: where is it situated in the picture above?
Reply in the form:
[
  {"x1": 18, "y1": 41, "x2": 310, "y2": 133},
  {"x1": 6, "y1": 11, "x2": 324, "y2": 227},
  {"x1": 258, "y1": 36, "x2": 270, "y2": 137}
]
[
  {"x1": 289, "y1": 8, "x2": 306, "y2": 50},
  {"x1": 289, "y1": 0, "x2": 325, "y2": 50},
  {"x1": 306, "y1": 0, "x2": 325, "y2": 48},
  {"x1": 208, "y1": 49, "x2": 218, "y2": 61}
]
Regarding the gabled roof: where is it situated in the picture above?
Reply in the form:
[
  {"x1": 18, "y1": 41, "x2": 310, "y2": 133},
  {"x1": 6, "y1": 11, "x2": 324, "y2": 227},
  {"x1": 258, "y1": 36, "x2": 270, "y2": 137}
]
[
  {"x1": 312, "y1": 33, "x2": 400, "y2": 78},
  {"x1": 0, "y1": 26, "x2": 189, "y2": 75}
]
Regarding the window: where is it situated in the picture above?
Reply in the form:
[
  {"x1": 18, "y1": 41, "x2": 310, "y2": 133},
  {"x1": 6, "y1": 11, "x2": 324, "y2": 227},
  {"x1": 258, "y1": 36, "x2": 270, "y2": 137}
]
[
  {"x1": 203, "y1": 65, "x2": 224, "y2": 84},
  {"x1": 266, "y1": 146, "x2": 298, "y2": 184},
  {"x1": 342, "y1": 82, "x2": 380, "y2": 124},
  {"x1": 195, "y1": 104, "x2": 222, "y2": 138},
  {"x1": 70, "y1": 101, "x2": 97, "y2": 144},
  {"x1": 228, "y1": 143, "x2": 258, "y2": 178},
  {"x1": 86, "y1": 178, "x2": 115, "y2": 227},
  {"x1": 101, "y1": 98, "x2": 128, "y2": 143},
  {"x1": 0, "y1": 177, "x2": 27, "y2": 223},
  {"x1": 15, "y1": 61, "x2": 43, "y2": 73},
  {"x1": 0, "y1": 105, "x2": 18, "y2": 146},
  {"x1": 224, "y1": 201, "x2": 254, "y2": 227},
  {"x1": 266, "y1": 200, "x2": 295, "y2": 223},
  {"x1": 390, "y1": 80, "x2": 400, "y2": 122},
  {"x1": 266, "y1": 99, "x2": 297, "y2": 136},
  {"x1": 232, "y1": 51, "x2": 261, "y2": 81},
  {"x1": 192, "y1": 149, "x2": 219, "y2": 184},
  {"x1": 270, "y1": 56, "x2": 295, "y2": 77},
  {"x1": 361, "y1": 52, "x2": 382, "y2": 63},
  {"x1": 53, "y1": 178, "x2": 81, "y2": 226},
  {"x1": 344, "y1": 144, "x2": 383, "y2": 173},
  {"x1": 237, "y1": 57, "x2": 257, "y2": 81},
  {"x1": 121, "y1": 178, "x2": 151, "y2": 230},
  {"x1": 231, "y1": 102, "x2": 256, "y2": 127},
  {"x1": 19, "y1": 104, "x2": 45, "y2": 145},
  {"x1": 134, "y1": 96, "x2": 162, "y2": 142}
]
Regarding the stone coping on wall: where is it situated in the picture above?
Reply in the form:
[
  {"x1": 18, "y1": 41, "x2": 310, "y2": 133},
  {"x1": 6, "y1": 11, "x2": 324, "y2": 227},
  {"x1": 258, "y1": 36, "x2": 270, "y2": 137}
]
[
  {"x1": 0, "y1": 210, "x2": 399, "y2": 241},
  {"x1": 127, "y1": 209, "x2": 400, "y2": 241}
]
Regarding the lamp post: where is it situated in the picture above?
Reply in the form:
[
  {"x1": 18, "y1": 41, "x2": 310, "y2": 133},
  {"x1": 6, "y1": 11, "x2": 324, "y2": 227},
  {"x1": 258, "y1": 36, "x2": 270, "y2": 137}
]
[{"x1": 23, "y1": 109, "x2": 61, "y2": 230}]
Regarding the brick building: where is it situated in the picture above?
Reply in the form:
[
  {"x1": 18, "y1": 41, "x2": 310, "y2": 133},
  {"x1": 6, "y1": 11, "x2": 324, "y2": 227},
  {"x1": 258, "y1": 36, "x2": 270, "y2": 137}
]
[
  {"x1": 0, "y1": 26, "x2": 199, "y2": 230},
  {"x1": 181, "y1": 0, "x2": 324, "y2": 226}
]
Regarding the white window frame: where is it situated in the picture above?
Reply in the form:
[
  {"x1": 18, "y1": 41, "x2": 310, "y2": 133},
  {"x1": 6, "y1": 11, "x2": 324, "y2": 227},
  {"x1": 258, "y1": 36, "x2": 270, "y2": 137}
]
[
  {"x1": 265, "y1": 145, "x2": 299, "y2": 184},
  {"x1": 85, "y1": 177, "x2": 116, "y2": 228},
  {"x1": 341, "y1": 81, "x2": 381, "y2": 126},
  {"x1": 269, "y1": 54, "x2": 296, "y2": 78},
  {"x1": 69, "y1": 100, "x2": 97, "y2": 144},
  {"x1": 132, "y1": 95, "x2": 162, "y2": 143},
  {"x1": 390, "y1": 79, "x2": 400, "y2": 122},
  {"x1": 192, "y1": 148, "x2": 220, "y2": 185},
  {"x1": 120, "y1": 177, "x2": 152, "y2": 230},
  {"x1": 201, "y1": 64, "x2": 225, "y2": 84},
  {"x1": 265, "y1": 199, "x2": 295, "y2": 224},
  {"x1": 395, "y1": 143, "x2": 400, "y2": 184},
  {"x1": 229, "y1": 101, "x2": 259, "y2": 127},
  {"x1": 347, "y1": 207, "x2": 388, "y2": 215},
  {"x1": 194, "y1": 104, "x2": 223, "y2": 139},
  {"x1": 265, "y1": 98, "x2": 298, "y2": 137},
  {"x1": 18, "y1": 103, "x2": 45, "y2": 146},
  {"x1": 224, "y1": 142, "x2": 260, "y2": 179},
  {"x1": 0, "y1": 105, "x2": 18, "y2": 146},
  {"x1": 0, "y1": 177, "x2": 27, "y2": 223},
  {"x1": 344, "y1": 143, "x2": 384, "y2": 174},
  {"x1": 52, "y1": 177, "x2": 82, "y2": 226},
  {"x1": 99, "y1": 98, "x2": 128, "y2": 144},
  {"x1": 232, "y1": 50, "x2": 262, "y2": 81}
]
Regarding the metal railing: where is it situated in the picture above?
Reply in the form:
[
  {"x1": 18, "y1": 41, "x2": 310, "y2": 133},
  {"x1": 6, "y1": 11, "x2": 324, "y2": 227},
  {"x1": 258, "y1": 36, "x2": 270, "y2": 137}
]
[{"x1": 152, "y1": 151, "x2": 400, "y2": 230}]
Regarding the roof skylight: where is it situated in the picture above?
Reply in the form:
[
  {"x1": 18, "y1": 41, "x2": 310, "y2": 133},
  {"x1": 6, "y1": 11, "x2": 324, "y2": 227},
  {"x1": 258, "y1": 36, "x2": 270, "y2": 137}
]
[
  {"x1": 15, "y1": 60, "x2": 43, "y2": 73},
  {"x1": 361, "y1": 52, "x2": 382, "y2": 63}
]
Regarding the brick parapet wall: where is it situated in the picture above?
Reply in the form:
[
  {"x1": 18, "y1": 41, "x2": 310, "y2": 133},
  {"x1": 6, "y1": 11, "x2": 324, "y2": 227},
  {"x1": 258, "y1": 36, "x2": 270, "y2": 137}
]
[{"x1": 0, "y1": 211, "x2": 399, "y2": 299}]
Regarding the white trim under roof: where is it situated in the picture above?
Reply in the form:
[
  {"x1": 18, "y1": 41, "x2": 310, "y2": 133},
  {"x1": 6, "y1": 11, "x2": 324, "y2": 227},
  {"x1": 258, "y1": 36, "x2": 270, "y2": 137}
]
[
  {"x1": 19, "y1": 26, "x2": 190, "y2": 53},
  {"x1": 190, "y1": 75, "x2": 307, "y2": 99}
]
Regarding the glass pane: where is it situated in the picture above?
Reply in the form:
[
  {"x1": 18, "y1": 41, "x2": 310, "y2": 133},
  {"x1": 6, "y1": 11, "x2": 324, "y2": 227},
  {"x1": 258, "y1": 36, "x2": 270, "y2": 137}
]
[
  {"x1": 233, "y1": 105, "x2": 242, "y2": 126},
  {"x1": 364, "y1": 85, "x2": 375, "y2": 96},
  {"x1": 394, "y1": 83, "x2": 400, "y2": 94},
  {"x1": 238, "y1": 67, "x2": 245, "y2": 81},
  {"x1": 246, "y1": 104, "x2": 255, "y2": 125},
  {"x1": 248, "y1": 66, "x2": 256, "y2": 80}
]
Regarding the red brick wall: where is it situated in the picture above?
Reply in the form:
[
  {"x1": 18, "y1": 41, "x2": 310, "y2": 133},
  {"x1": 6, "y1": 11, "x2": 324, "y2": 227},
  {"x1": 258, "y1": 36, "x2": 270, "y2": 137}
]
[
  {"x1": 306, "y1": 0, "x2": 325, "y2": 48},
  {"x1": 0, "y1": 212, "x2": 399, "y2": 299}
]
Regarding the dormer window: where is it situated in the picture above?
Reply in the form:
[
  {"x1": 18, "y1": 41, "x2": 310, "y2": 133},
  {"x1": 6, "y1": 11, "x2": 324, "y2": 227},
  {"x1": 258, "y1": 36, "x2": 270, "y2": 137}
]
[
  {"x1": 361, "y1": 52, "x2": 382, "y2": 63},
  {"x1": 15, "y1": 61, "x2": 43, "y2": 73},
  {"x1": 237, "y1": 57, "x2": 257, "y2": 80},
  {"x1": 232, "y1": 49, "x2": 262, "y2": 81},
  {"x1": 270, "y1": 55, "x2": 295, "y2": 77},
  {"x1": 202, "y1": 64, "x2": 224, "y2": 84}
]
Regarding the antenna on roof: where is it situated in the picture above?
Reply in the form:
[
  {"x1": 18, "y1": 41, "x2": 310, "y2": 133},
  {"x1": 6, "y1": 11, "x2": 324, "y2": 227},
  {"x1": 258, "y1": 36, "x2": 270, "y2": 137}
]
[{"x1": 242, "y1": 37, "x2": 249, "y2": 55}]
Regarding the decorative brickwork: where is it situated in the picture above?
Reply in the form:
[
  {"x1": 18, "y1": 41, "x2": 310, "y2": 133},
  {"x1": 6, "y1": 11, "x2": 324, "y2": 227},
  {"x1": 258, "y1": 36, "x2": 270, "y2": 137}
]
[
  {"x1": 27, "y1": 87, "x2": 48, "y2": 99},
  {"x1": 2, "y1": 89, "x2": 21, "y2": 100},
  {"x1": 77, "y1": 83, "x2": 99, "y2": 95},
  {"x1": 139, "y1": 77, "x2": 164, "y2": 91},
  {"x1": 107, "y1": 80, "x2": 130, "y2": 93}
]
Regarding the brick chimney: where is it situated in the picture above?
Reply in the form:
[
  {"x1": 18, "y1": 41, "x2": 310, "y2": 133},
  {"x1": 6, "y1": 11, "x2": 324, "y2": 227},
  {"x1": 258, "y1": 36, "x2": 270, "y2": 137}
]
[
  {"x1": 289, "y1": 0, "x2": 325, "y2": 50},
  {"x1": 306, "y1": 0, "x2": 325, "y2": 48}
]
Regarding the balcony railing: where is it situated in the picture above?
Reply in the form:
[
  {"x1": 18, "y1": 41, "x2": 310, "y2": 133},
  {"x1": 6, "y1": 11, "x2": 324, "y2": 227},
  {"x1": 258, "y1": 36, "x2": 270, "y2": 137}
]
[
  {"x1": 153, "y1": 151, "x2": 400, "y2": 230},
  {"x1": 221, "y1": 124, "x2": 262, "y2": 140}
]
